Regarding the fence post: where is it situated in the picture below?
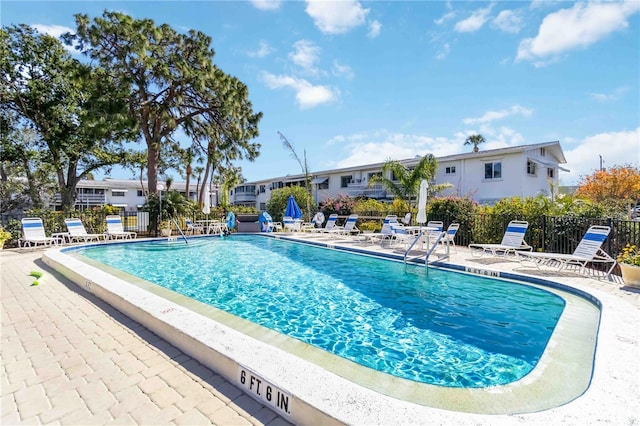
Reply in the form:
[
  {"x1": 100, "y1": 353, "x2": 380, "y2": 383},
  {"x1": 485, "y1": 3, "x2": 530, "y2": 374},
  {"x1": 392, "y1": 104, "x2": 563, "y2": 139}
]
[
  {"x1": 542, "y1": 215, "x2": 547, "y2": 252},
  {"x1": 606, "y1": 217, "x2": 613, "y2": 256}
]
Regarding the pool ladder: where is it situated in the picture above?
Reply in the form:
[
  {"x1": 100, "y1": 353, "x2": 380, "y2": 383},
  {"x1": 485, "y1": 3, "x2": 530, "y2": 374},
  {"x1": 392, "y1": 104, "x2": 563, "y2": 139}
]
[
  {"x1": 170, "y1": 218, "x2": 189, "y2": 244},
  {"x1": 403, "y1": 231, "x2": 448, "y2": 266}
]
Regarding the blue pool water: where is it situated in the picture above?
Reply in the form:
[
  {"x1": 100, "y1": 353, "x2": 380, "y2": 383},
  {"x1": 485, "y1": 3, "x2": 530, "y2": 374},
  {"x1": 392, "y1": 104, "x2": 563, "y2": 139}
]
[{"x1": 76, "y1": 235, "x2": 565, "y2": 388}]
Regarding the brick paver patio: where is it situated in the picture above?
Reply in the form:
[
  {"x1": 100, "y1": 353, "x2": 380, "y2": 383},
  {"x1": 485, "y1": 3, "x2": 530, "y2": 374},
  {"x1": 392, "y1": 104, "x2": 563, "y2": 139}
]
[{"x1": 1, "y1": 249, "x2": 292, "y2": 425}]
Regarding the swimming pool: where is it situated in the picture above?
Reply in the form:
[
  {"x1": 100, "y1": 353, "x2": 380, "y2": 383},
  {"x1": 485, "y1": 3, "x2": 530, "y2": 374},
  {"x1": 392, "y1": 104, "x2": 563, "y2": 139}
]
[
  {"x1": 76, "y1": 235, "x2": 563, "y2": 388},
  {"x1": 45, "y1": 234, "x2": 600, "y2": 420}
]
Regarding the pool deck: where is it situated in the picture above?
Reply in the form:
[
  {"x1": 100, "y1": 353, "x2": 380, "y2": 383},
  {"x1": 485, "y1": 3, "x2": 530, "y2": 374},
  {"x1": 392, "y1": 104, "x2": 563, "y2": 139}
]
[{"x1": 1, "y1": 234, "x2": 639, "y2": 425}]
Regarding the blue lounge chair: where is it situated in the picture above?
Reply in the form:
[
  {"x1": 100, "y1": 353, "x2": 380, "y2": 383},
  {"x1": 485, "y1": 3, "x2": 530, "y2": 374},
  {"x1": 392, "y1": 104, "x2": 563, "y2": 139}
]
[
  {"x1": 469, "y1": 220, "x2": 531, "y2": 257},
  {"x1": 517, "y1": 225, "x2": 616, "y2": 278},
  {"x1": 105, "y1": 215, "x2": 137, "y2": 240},
  {"x1": 20, "y1": 217, "x2": 58, "y2": 248},
  {"x1": 64, "y1": 218, "x2": 106, "y2": 243}
]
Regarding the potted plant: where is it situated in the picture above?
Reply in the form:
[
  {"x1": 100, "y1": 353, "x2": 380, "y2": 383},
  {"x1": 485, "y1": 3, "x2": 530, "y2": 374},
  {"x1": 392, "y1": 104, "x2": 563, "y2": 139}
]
[
  {"x1": 0, "y1": 226, "x2": 12, "y2": 249},
  {"x1": 617, "y1": 244, "x2": 640, "y2": 288},
  {"x1": 159, "y1": 220, "x2": 172, "y2": 237}
]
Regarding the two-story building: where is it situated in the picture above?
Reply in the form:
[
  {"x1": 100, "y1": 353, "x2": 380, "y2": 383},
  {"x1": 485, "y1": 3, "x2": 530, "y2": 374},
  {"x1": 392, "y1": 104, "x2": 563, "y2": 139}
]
[
  {"x1": 230, "y1": 141, "x2": 568, "y2": 210},
  {"x1": 52, "y1": 179, "x2": 219, "y2": 211}
]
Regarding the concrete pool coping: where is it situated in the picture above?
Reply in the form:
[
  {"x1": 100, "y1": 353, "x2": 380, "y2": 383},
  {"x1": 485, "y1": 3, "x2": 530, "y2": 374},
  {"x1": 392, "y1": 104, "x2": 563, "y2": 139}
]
[{"x1": 40, "y1": 234, "x2": 639, "y2": 425}]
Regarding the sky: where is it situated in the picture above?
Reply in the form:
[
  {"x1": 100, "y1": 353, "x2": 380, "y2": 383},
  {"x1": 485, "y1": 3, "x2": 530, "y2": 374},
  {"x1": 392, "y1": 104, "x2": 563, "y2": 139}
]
[{"x1": 3, "y1": 0, "x2": 639, "y2": 186}]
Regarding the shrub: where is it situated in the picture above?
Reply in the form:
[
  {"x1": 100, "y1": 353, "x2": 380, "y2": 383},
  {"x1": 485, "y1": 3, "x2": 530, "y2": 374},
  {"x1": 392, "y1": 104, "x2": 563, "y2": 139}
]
[{"x1": 319, "y1": 194, "x2": 355, "y2": 217}]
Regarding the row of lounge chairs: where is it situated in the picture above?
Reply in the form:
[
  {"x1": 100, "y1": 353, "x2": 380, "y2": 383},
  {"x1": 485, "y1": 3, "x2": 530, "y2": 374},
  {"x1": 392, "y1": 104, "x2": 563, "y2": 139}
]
[
  {"x1": 18, "y1": 216, "x2": 136, "y2": 248},
  {"x1": 276, "y1": 214, "x2": 617, "y2": 279}
]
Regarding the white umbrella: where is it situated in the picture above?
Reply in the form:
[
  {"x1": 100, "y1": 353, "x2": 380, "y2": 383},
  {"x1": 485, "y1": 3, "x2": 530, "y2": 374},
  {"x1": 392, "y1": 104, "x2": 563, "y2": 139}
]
[
  {"x1": 416, "y1": 179, "x2": 428, "y2": 224},
  {"x1": 202, "y1": 186, "x2": 210, "y2": 215}
]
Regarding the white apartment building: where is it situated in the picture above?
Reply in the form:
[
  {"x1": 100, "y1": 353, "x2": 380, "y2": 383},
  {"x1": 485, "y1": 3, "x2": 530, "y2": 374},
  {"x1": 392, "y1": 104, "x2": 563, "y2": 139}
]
[
  {"x1": 230, "y1": 141, "x2": 568, "y2": 210},
  {"x1": 52, "y1": 179, "x2": 219, "y2": 211}
]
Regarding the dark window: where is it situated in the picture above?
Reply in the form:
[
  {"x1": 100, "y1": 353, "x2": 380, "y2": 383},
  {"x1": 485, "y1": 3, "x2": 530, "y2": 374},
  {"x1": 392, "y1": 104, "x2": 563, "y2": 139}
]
[
  {"x1": 260, "y1": 185, "x2": 265, "y2": 193},
  {"x1": 445, "y1": 166, "x2": 456, "y2": 174},
  {"x1": 341, "y1": 175, "x2": 352, "y2": 188},
  {"x1": 484, "y1": 162, "x2": 502, "y2": 180},
  {"x1": 318, "y1": 179, "x2": 329, "y2": 190},
  {"x1": 527, "y1": 161, "x2": 536, "y2": 175},
  {"x1": 137, "y1": 190, "x2": 144, "y2": 197},
  {"x1": 547, "y1": 168, "x2": 555, "y2": 179}
]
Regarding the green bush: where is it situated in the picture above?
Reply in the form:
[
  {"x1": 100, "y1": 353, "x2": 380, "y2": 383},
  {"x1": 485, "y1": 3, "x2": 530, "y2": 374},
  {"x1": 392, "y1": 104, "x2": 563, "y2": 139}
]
[
  {"x1": 266, "y1": 186, "x2": 314, "y2": 222},
  {"x1": 353, "y1": 198, "x2": 389, "y2": 217}
]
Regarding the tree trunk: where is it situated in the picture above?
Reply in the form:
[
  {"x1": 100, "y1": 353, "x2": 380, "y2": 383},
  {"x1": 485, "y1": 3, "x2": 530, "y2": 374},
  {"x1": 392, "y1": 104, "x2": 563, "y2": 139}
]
[
  {"x1": 473, "y1": 145, "x2": 479, "y2": 152},
  {"x1": 147, "y1": 142, "x2": 159, "y2": 194},
  {"x1": 185, "y1": 164, "x2": 192, "y2": 201}
]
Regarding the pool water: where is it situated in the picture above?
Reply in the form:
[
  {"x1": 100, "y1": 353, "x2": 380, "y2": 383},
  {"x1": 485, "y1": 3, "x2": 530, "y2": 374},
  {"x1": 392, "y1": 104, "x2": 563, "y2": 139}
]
[{"x1": 77, "y1": 235, "x2": 565, "y2": 388}]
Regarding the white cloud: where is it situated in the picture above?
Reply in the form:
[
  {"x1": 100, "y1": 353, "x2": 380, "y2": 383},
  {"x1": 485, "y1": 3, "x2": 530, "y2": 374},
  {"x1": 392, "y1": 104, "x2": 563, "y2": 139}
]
[
  {"x1": 588, "y1": 86, "x2": 630, "y2": 102},
  {"x1": 492, "y1": 9, "x2": 523, "y2": 34},
  {"x1": 330, "y1": 131, "x2": 453, "y2": 168},
  {"x1": 247, "y1": 40, "x2": 275, "y2": 58},
  {"x1": 260, "y1": 72, "x2": 339, "y2": 109},
  {"x1": 434, "y1": 1, "x2": 456, "y2": 25},
  {"x1": 332, "y1": 60, "x2": 354, "y2": 79},
  {"x1": 436, "y1": 43, "x2": 450, "y2": 60},
  {"x1": 32, "y1": 24, "x2": 77, "y2": 53},
  {"x1": 250, "y1": 0, "x2": 282, "y2": 11},
  {"x1": 463, "y1": 105, "x2": 534, "y2": 125},
  {"x1": 454, "y1": 5, "x2": 493, "y2": 33},
  {"x1": 563, "y1": 128, "x2": 640, "y2": 184},
  {"x1": 289, "y1": 40, "x2": 321, "y2": 73},
  {"x1": 305, "y1": 0, "x2": 369, "y2": 34},
  {"x1": 368, "y1": 20, "x2": 382, "y2": 38},
  {"x1": 517, "y1": 1, "x2": 640, "y2": 63}
]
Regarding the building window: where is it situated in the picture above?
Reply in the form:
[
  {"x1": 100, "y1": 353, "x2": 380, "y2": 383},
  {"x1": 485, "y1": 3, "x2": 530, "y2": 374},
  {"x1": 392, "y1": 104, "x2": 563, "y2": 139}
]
[
  {"x1": 260, "y1": 185, "x2": 265, "y2": 193},
  {"x1": 540, "y1": 148, "x2": 546, "y2": 157},
  {"x1": 484, "y1": 162, "x2": 502, "y2": 180},
  {"x1": 340, "y1": 175, "x2": 352, "y2": 188},
  {"x1": 259, "y1": 203, "x2": 266, "y2": 210},
  {"x1": 445, "y1": 166, "x2": 456, "y2": 174},
  {"x1": 318, "y1": 179, "x2": 329, "y2": 190},
  {"x1": 112, "y1": 190, "x2": 126, "y2": 197},
  {"x1": 137, "y1": 190, "x2": 144, "y2": 197},
  {"x1": 547, "y1": 168, "x2": 555, "y2": 179},
  {"x1": 527, "y1": 161, "x2": 536, "y2": 176}
]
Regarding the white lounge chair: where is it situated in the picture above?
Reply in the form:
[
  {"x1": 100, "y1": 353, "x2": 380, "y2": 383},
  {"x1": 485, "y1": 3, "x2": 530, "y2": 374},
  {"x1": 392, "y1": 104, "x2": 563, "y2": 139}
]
[
  {"x1": 469, "y1": 220, "x2": 531, "y2": 257},
  {"x1": 308, "y1": 213, "x2": 339, "y2": 234},
  {"x1": 64, "y1": 218, "x2": 106, "y2": 243},
  {"x1": 360, "y1": 215, "x2": 398, "y2": 245},
  {"x1": 401, "y1": 213, "x2": 412, "y2": 226},
  {"x1": 322, "y1": 214, "x2": 360, "y2": 236},
  {"x1": 19, "y1": 217, "x2": 58, "y2": 248},
  {"x1": 105, "y1": 215, "x2": 137, "y2": 240},
  {"x1": 517, "y1": 225, "x2": 616, "y2": 278}
]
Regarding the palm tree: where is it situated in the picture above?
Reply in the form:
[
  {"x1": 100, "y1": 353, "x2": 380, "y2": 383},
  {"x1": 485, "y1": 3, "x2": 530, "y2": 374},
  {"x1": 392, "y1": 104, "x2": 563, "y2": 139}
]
[
  {"x1": 464, "y1": 134, "x2": 485, "y2": 152},
  {"x1": 368, "y1": 154, "x2": 449, "y2": 212}
]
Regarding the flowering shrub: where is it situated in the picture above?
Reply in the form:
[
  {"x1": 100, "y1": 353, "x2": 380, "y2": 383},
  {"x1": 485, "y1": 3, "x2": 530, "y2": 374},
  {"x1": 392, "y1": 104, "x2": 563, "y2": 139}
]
[
  {"x1": 618, "y1": 244, "x2": 640, "y2": 266},
  {"x1": 320, "y1": 194, "x2": 355, "y2": 216}
]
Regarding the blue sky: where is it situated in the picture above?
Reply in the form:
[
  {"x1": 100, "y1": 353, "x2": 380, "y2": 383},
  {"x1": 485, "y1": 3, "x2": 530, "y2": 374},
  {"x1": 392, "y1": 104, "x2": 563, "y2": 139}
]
[{"x1": 3, "y1": 0, "x2": 639, "y2": 186}]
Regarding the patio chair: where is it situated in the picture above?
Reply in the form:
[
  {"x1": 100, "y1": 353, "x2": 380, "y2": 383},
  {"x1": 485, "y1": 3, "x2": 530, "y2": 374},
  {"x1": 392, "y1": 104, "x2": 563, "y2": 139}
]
[
  {"x1": 283, "y1": 216, "x2": 302, "y2": 232},
  {"x1": 468, "y1": 220, "x2": 531, "y2": 257},
  {"x1": 401, "y1": 213, "x2": 412, "y2": 226},
  {"x1": 360, "y1": 215, "x2": 398, "y2": 245},
  {"x1": 439, "y1": 223, "x2": 460, "y2": 253},
  {"x1": 322, "y1": 214, "x2": 360, "y2": 236},
  {"x1": 64, "y1": 218, "x2": 106, "y2": 243},
  {"x1": 105, "y1": 215, "x2": 137, "y2": 240},
  {"x1": 19, "y1": 217, "x2": 58, "y2": 248},
  {"x1": 185, "y1": 219, "x2": 204, "y2": 235},
  {"x1": 517, "y1": 225, "x2": 616, "y2": 278},
  {"x1": 307, "y1": 213, "x2": 339, "y2": 234}
]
